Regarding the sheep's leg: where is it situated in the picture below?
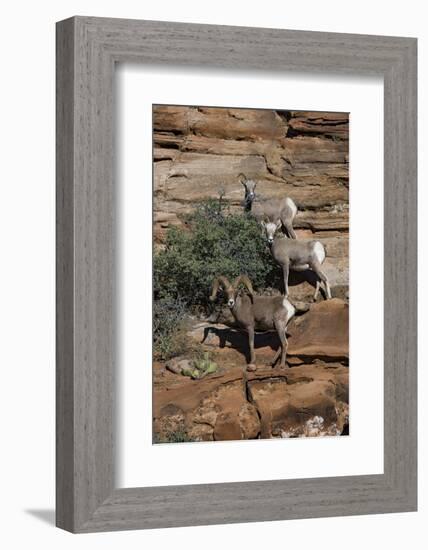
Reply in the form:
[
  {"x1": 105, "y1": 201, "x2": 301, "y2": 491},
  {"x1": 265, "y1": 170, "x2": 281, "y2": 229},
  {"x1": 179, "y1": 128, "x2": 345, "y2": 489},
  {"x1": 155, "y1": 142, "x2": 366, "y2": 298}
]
[
  {"x1": 314, "y1": 280, "x2": 321, "y2": 301},
  {"x1": 282, "y1": 217, "x2": 297, "y2": 239},
  {"x1": 282, "y1": 260, "x2": 290, "y2": 297},
  {"x1": 311, "y1": 261, "x2": 331, "y2": 300},
  {"x1": 275, "y1": 321, "x2": 289, "y2": 369},
  {"x1": 270, "y1": 346, "x2": 281, "y2": 367},
  {"x1": 246, "y1": 326, "x2": 257, "y2": 371}
]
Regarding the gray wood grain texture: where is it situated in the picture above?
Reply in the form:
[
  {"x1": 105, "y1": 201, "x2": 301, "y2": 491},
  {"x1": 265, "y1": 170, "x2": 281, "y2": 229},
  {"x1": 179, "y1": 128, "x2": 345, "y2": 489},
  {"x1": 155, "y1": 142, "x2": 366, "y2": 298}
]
[{"x1": 56, "y1": 16, "x2": 417, "y2": 533}]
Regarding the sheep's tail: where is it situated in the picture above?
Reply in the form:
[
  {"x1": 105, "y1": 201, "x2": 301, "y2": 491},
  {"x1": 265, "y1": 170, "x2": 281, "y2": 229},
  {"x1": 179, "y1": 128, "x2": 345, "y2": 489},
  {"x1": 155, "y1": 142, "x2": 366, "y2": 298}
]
[{"x1": 312, "y1": 241, "x2": 326, "y2": 264}]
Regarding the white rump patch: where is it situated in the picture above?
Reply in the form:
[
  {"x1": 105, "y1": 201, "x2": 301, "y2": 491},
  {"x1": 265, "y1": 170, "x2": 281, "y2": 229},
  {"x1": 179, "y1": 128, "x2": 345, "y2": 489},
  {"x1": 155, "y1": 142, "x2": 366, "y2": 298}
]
[
  {"x1": 313, "y1": 241, "x2": 326, "y2": 264},
  {"x1": 286, "y1": 197, "x2": 298, "y2": 218},
  {"x1": 283, "y1": 298, "x2": 296, "y2": 322}
]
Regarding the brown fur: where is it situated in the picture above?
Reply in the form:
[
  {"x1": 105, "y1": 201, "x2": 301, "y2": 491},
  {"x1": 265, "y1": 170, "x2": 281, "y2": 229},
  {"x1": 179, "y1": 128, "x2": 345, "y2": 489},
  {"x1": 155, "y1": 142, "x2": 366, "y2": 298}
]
[{"x1": 210, "y1": 275, "x2": 295, "y2": 369}]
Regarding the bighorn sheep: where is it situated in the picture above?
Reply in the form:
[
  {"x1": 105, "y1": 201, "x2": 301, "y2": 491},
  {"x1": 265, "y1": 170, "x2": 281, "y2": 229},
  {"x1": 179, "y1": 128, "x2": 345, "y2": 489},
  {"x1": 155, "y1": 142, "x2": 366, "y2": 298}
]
[
  {"x1": 209, "y1": 275, "x2": 296, "y2": 370},
  {"x1": 239, "y1": 173, "x2": 298, "y2": 238},
  {"x1": 262, "y1": 219, "x2": 331, "y2": 300}
]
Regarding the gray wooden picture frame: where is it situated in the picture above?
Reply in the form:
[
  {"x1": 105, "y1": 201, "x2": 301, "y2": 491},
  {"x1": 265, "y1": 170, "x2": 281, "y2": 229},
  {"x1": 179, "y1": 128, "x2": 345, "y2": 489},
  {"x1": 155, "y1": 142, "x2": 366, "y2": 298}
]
[{"x1": 56, "y1": 16, "x2": 417, "y2": 533}]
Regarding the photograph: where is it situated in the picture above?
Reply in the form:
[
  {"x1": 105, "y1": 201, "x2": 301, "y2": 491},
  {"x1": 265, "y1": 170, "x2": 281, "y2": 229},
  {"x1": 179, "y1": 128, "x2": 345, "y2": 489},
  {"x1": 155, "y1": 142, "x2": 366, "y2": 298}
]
[
  {"x1": 1, "y1": 2, "x2": 419, "y2": 543},
  {"x1": 152, "y1": 104, "x2": 349, "y2": 443}
]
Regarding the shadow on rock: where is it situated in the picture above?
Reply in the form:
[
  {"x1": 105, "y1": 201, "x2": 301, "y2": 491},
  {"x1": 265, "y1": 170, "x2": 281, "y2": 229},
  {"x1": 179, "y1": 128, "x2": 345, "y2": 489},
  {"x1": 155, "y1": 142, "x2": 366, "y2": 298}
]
[{"x1": 202, "y1": 325, "x2": 279, "y2": 363}]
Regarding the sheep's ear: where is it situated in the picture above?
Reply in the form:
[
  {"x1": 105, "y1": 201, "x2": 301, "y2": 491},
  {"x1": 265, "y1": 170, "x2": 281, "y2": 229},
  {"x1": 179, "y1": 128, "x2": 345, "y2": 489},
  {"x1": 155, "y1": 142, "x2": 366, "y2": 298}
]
[
  {"x1": 238, "y1": 173, "x2": 247, "y2": 186},
  {"x1": 275, "y1": 219, "x2": 282, "y2": 230},
  {"x1": 260, "y1": 220, "x2": 266, "y2": 228}
]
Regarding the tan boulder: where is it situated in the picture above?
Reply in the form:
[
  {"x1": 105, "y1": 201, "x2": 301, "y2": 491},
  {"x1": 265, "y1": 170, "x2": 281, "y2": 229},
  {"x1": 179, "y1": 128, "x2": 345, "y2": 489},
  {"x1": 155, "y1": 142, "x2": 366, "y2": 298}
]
[
  {"x1": 287, "y1": 299, "x2": 349, "y2": 360},
  {"x1": 153, "y1": 370, "x2": 261, "y2": 442},
  {"x1": 247, "y1": 364, "x2": 349, "y2": 438}
]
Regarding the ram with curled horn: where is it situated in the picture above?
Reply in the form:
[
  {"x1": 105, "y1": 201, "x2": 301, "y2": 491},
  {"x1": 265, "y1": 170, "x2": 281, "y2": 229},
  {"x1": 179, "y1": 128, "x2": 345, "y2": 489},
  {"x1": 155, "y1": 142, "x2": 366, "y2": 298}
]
[{"x1": 209, "y1": 275, "x2": 296, "y2": 371}]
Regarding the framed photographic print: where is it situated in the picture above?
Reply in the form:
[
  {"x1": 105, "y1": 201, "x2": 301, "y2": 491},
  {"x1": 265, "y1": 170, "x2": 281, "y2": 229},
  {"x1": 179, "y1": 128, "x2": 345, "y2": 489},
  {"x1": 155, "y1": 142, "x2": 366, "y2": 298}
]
[
  {"x1": 150, "y1": 104, "x2": 350, "y2": 445},
  {"x1": 56, "y1": 16, "x2": 417, "y2": 532}
]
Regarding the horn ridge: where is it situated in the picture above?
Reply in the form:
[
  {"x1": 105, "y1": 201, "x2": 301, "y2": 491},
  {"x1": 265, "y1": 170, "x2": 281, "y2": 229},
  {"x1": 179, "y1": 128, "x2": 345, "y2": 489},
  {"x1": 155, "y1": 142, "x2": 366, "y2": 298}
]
[
  {"x1": 209, "y1": 276, "x2": 232, "y2": 302},
  {"x1": 233, "y1": 275, "x2": 254, "y2": 299}
]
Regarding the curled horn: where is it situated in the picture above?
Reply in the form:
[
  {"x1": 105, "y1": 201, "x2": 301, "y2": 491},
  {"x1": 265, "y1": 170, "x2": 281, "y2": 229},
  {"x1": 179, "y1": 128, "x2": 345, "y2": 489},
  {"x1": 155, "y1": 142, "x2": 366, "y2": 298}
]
[
  {"x1": 209, "y1": 276, "x2": 232, "y2": 302},
  {"x1": 233, "y1": 275, "x2": 254, "y2": 302},
  {"x1": 260, "y1": 214, "x2": 270, "y2": 229},
  {"x1": 238, "y1": 173, "x2": 247, "y2": 185}
]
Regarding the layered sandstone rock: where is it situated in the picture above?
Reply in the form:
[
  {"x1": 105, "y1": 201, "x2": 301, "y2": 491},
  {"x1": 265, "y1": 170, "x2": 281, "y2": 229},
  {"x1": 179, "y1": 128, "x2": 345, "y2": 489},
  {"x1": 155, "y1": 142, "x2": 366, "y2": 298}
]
[
  {"x1": 153, "y1": 363, "x2": 348, "y2": 442},
  {"x1": 153, "y1": 106, "x2": 348, "y2": 221},
  {"x1": 153, "y1": 369, "x2": 261, "y2": 441}
]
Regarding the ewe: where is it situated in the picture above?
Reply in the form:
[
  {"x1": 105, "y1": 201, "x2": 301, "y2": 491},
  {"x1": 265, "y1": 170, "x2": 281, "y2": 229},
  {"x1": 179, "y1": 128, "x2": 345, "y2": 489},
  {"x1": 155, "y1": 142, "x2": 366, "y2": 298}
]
[
  {"x1": 239, "y1": 173, "x2": 297, "y2": 239},
  {"x1": 262, "y1": 219, "x2": 331, "y2": 300}
]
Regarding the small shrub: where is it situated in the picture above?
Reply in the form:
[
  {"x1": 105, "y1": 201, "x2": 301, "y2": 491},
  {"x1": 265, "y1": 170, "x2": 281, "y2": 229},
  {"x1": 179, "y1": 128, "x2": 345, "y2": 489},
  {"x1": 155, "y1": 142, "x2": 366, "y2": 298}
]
[
  {"x1": 153, "y1": 296, "x2": 188, "y2": 360},
  {"x1": 154, "y1": 426, "x2": 194, "y2": 444},
  {"x1": 154, "y1": 198, "x2": 280, "y2": 311},
  {"x1": 192, "y1": 351, "x2": 218, "y2": 377},
  {"x1": 181, "y1": 351, "x2": 218, "y2": 379}
]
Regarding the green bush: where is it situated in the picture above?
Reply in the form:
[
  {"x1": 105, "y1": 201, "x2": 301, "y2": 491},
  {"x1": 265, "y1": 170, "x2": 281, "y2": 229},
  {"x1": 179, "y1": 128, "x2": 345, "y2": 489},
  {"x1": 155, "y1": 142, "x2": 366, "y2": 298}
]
[
  {"x1": 153, "y1": 296, "x2": 188, "y2": 360},
  {"x1": 154, "y1": 198, "x2": 279, "y2": 310}
]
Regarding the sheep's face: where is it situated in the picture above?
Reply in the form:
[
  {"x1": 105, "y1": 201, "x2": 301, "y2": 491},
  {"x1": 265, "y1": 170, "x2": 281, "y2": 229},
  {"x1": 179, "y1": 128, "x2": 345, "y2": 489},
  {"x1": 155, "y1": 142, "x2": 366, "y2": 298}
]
[
  {"x1": 224, "y1": 287, "x2": 236, "y2": 308},
  {"x1": 262, "y1": 220, "x2": 281, "y2": 244},
  {"x1": 228, "y1": 287, "x2": 252, "y2": 308},
  {"x1": 242, "y1": 179, "x2": 257, "y2": 203}
]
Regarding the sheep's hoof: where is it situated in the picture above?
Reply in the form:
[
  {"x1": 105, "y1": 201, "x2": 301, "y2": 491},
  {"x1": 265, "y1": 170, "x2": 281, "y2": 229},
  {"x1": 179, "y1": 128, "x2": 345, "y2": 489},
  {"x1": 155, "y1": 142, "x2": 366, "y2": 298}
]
[{"x1": 246, "y1": 364, "x2": 257, "y2": 372}]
